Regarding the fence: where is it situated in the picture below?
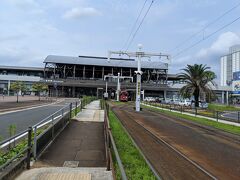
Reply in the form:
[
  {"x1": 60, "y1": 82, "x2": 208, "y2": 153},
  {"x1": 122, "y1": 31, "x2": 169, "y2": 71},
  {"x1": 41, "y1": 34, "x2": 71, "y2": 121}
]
[
  {"x1": 0, "y1": 100, "x2": 81, "y2": 179},
  {"x1": 144, "y1": 101, "x2": 240, "y2": 124},
  {"x1": 103, "y1": 102, "x2": 128, "y2": 180}
]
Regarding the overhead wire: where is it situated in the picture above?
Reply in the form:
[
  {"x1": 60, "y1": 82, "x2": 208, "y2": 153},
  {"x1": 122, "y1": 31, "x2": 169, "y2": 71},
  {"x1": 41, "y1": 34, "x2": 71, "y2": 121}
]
[
  {"x1": 121, "y1": 0, "x2": 149, "y2": 51},
  {"x1": 171, "y1": 1, "x2": 240, "y2": 52},
  {"x1": 125, "y1": 0, "x2": 155, "y2": 51},
  {"x1": 172, "y1": 15, "x2": 240, "y2": 58},
  {"x1": 113, "y1": 0, "x2": 155, "y2": 68}
]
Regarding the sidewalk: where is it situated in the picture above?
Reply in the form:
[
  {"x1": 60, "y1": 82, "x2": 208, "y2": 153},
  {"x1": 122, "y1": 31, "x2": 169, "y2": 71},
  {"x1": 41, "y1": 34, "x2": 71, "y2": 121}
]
[{"x1": 16, "y1": 100, "x2": 112, "y2": 180}]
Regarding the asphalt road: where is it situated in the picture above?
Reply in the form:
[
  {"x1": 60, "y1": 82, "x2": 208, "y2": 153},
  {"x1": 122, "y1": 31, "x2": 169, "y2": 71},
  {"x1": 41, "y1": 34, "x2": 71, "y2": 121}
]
[
  {"x1": 221, "y1": 111, "x2": 240, "y2": 122},
  {"x1": 0, "y1": 98, "x2": 79, "y2": 140}
]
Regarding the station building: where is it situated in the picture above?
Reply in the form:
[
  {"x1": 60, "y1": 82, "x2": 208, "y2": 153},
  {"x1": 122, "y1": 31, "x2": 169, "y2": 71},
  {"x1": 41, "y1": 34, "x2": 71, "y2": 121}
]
[
  {"x1": 43, "y1": 55, "x2": 182, "y2": 99},
  {"x1": 0, "y1": 66, "x2": 43, "y2": 95},
  {"x1": 0, "y1": 54, "x2": 226, "y2": 102}
]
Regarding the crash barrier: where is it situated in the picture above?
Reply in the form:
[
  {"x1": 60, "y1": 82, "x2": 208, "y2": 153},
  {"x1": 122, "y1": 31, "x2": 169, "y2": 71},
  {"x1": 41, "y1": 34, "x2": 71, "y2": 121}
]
[{"x1": 0, "y1": 100, "x2": 81, "y2": 180}]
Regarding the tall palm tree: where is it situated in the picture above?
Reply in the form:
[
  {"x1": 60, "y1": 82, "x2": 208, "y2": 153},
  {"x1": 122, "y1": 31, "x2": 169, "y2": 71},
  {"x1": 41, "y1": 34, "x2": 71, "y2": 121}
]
[{"x1": 178, "y1": 64, "x2": 216, "y2": 107}]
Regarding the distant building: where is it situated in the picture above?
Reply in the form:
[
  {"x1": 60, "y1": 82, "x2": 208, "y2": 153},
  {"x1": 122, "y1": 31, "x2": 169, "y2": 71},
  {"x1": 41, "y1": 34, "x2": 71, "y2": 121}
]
[
  {"x1": 220, "y1": 45, "x2": 240, "y2": 87},
  {"x1": 0, "y1": 66, "x2": 43, "y2": 95}
]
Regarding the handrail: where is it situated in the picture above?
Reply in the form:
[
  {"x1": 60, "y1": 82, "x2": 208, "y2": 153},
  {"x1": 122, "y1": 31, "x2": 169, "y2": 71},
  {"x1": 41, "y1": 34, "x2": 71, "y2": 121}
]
[
  {"x1": 33, "y1": 105, "x2": 69, "y2": 128},
  {"x1": 0, "y1": 99, "x2": 83, "y2": 179},
  {"x1": 0, "y1": 129, "x2": 28, "y2": 147},
  {"x1": 104, "y1": 101, "x2": 128, "y2": 180},
  {"x1": 109, "y1": 131, "x2": 128, "y2": 180}
]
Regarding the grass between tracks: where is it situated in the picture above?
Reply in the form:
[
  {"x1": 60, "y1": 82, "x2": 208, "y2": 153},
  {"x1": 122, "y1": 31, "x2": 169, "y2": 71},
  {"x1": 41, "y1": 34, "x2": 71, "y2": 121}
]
[
  {"x1": 142, "y1": 104, "x2": 240, "y2": 135},
  {"x1": 109, "y1": 110, "x2": 156, "y2": 180}
]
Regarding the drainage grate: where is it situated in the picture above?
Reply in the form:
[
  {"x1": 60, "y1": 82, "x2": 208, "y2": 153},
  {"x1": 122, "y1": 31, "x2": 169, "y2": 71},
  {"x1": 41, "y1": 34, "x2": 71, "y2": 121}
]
[{"x1": 63, "y1": 161, "x2": 79, "y2": 168}]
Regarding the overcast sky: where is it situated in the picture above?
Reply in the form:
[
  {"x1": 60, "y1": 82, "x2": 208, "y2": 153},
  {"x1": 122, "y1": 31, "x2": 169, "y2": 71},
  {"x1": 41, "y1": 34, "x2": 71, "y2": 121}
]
[{"x1": 0, "y1": 0, "x2": 240, "y2": 83}]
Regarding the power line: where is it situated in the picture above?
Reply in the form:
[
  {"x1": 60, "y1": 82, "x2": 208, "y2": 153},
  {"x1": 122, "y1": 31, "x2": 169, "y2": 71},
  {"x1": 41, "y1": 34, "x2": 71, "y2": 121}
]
[
  {"x1": 171, "y1": 1, "x2": 240, "y2": 52},
  {"x1": 172, "y1": 15, "x2": 240, "y2": 58},
  {"x1": 125, "y1": 0, "x2": 154, "y2": 51},
  {"x1": 122, "y1": 0, "x2": 149, "y2": 51}
]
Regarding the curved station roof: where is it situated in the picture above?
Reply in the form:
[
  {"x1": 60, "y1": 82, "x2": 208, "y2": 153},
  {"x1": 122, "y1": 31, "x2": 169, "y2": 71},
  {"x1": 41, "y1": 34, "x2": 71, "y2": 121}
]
[{"x1": 44, "y1": 55, "x2": 168, "y2": 70}]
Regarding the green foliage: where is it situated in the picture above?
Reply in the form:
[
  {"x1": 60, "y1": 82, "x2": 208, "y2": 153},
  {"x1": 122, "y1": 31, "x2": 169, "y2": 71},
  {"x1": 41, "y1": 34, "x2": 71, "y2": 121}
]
[
  {"x1": 10, "y1": 81, "x2": 27, "y2": 93},
  {"x1": 0, "y1": 127, "x2": 47, "y2": 167},
  {"x1": 178, "y1": 64, "x2": 216, "y2": 107},
  {"x1": 0, "y1": 139, "x2": 27, "y2": 167},
  {"x1": 32, "y1": 82, "x2": 48, "y2": 100},
  {"x1": 143, "y1": 104, "x2": 240, "y2": 135},
  {"x1": 208, "y1": 103, "x2": 240, "y2": 112},
  {"x1": 109, "y1": 111, "x2": 156, "y2": 180},
  {"x1": 8, "y1": 124, "x2": 16, "y2": 137},
  {"x1": 32, "y1": 82, "x2": 48, "y2": 92},
  {"x1": 10, "y1": 81, "x2": 27, "y2": 102}
]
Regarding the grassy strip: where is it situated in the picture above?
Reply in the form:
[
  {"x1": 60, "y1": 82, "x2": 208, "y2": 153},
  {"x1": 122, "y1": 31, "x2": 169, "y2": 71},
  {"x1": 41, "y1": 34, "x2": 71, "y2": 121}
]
[
  {"x1": 109, "y1": 110, "x2": 156, "y2": 180},
  {"x1": 208, "y1": 103, "x2": 240, "y2": 112},
  {"x1": 143, "y1": 104, "x2": 240, "y2": 135}
]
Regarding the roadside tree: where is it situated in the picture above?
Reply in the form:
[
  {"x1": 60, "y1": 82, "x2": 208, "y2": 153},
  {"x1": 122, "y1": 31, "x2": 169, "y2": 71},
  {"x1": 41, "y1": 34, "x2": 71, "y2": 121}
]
[
  {"x1": 10, "y1": 81, "x2": 27, "y2": 103},
  {"x1": 178, "y1": 64, "x2": 216, "y2": 107},
  {"x1": 32, "y1": 82, "x2": 48, "y2": 101}
]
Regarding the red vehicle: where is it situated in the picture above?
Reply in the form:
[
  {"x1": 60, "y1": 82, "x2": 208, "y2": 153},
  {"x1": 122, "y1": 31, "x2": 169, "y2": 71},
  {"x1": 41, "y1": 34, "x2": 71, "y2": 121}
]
[{"x1": 119, "y1": 91, "x2": 129, "y2": 102}]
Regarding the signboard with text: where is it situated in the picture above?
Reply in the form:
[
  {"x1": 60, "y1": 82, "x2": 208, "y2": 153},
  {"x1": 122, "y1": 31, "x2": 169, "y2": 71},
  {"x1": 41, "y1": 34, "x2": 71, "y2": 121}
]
[{"x1": 233, "y1": 71, "x2": 240, "y2": 81}]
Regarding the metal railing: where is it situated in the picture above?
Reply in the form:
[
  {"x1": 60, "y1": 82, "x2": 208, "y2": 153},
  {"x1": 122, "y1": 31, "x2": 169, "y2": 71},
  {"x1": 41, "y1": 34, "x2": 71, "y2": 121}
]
[
  {"x1": 103, "y1": 102, "x2": 128, "y2": 180},
  {"x1": 0, "y1": 100, "x2": 81, "y2": 179},
  {"x1": 144, "y1": 102, "x2": 240, "y2": 124}
]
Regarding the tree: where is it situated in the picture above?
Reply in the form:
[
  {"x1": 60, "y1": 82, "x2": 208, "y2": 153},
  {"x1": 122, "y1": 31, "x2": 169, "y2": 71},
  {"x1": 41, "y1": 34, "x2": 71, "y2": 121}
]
[
  {"x1": 32, "y1": 82, "x2": 48, "y2": 101},
  {"x1": 178, "y1": 64, "x2": 216, "y2": 107},
  {"x1": 10, "y1": 81, "x2": 27, "y2": 103}
]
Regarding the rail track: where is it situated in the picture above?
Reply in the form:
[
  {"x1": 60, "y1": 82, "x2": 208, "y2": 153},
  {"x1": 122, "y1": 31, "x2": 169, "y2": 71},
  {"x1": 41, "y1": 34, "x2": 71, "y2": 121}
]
[{"x1": 111, "y1": 104, "x2": 238, "y2": 179}]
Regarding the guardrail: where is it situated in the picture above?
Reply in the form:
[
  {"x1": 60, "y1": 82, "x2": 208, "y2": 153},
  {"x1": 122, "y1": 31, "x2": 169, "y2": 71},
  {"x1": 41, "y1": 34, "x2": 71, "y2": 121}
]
[
  {"x1": 103, "y1": 102, "x2": 128, "y2": 180},
  {"x1": 0, "y1": 100, "x2": 81, "y2": 179}
]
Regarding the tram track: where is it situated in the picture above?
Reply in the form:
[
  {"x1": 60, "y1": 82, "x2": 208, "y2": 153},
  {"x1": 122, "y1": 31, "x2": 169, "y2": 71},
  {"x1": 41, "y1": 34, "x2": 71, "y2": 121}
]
[{"x1": 112, "y1": 103, "x2": 240, "y2": 179}]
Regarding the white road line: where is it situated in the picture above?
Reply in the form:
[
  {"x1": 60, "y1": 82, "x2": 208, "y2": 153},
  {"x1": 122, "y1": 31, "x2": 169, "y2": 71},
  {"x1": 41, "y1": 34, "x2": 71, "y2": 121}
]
[
  {"x1": 0, "y1": 112, "x2": 68, "y2": 148},
  {"x1": 0, "y1": 100, "x2": 65, "y2": 116}
]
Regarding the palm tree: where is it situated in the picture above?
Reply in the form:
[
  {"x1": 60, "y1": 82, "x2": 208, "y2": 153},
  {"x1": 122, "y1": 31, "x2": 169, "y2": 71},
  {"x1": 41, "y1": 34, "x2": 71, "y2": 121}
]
[{"x1": 178, "y1": 64, "x2": 216, "y2": 107}]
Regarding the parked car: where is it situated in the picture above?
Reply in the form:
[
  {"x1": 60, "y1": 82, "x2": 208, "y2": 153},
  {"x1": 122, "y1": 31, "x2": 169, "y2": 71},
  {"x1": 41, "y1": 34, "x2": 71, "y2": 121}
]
[
  {"x1": 162, "y1": 98, "x2": 171, "y2": 104},
  {"x1": 179, "y1": 99, "x2": 191, "y2": 107},
  {"x1": 170, "y1": 99, "x2": 180, "y2": 105},
  {"x1": 145, "y1": 97, "x2": 156, "y2": 102},
  {"x1": 191, "y1": 101, "x2": 208, "y2": 108},
  {"x1": 199, "y1": 101, "x2": 208, "y2": 108}
]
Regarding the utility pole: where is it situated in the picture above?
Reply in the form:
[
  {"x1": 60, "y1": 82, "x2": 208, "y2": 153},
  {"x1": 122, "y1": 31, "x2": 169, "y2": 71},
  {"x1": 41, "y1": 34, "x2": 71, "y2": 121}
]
[
  {"x1": 108, "y1": 44, "x2": 170, "y2": 111},
  {"x1": 104, "y1": 74, "x2": 133, "y2": 102}
]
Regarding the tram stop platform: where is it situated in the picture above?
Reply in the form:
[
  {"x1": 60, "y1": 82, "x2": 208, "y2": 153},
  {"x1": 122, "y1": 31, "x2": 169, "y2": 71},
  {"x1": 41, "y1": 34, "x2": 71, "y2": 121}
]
[{"x1": 16, "y1": 100, "x2": 112, "y2": 180}]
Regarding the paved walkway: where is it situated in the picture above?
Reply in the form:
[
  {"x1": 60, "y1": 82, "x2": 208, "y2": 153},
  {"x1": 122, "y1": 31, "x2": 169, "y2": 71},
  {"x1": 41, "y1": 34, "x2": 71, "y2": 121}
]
[{"x1": 17, "y1": 100, "x2": 112, "y2": 180}]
